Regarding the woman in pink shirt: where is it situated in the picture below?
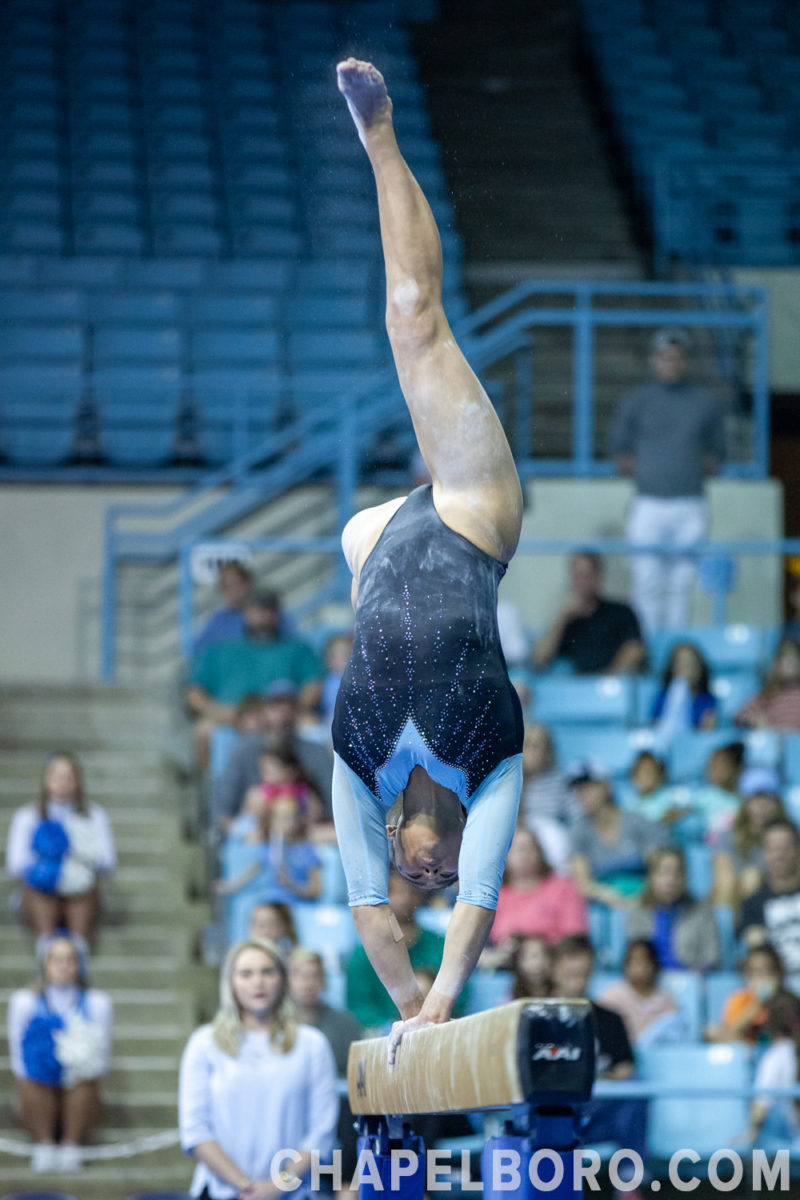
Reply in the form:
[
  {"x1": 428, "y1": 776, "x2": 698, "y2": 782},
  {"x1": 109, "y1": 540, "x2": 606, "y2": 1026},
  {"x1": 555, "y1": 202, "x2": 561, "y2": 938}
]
[{"x1": 490, "y1": 828, "x2": 588, "y2": 950}]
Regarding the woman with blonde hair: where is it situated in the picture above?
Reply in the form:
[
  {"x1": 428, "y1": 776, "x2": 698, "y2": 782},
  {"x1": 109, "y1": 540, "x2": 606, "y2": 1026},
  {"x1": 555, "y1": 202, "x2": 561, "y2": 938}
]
[{"x1": 179, "y1": 938, "x2": 338, "y2": 1199}]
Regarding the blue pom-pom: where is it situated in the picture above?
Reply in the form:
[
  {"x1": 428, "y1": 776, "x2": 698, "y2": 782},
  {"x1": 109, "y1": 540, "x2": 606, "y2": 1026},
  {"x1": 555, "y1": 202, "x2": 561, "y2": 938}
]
[
  {"x1": 21, "y1": 1012, "x2": 64, "y2": 1085},
  {"x1": 31, "y1": 819, "x2": 69, "y2": 861}
]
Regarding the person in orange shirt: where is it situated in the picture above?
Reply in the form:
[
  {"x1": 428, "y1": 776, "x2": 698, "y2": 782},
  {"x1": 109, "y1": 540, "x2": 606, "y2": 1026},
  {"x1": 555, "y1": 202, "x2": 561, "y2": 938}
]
[{"x1": 706, "y1": 943, "x2": 786, "y2": 1043}]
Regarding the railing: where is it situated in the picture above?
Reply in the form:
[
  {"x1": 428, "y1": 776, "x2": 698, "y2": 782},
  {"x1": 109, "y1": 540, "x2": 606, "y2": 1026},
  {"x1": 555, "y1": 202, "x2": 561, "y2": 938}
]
[
  {"x1": 100, "y1": 281, "x2": 769, "y2": 679},
  {"x1": 175, "y1": 534, "x2": 794, "y2": 659}
]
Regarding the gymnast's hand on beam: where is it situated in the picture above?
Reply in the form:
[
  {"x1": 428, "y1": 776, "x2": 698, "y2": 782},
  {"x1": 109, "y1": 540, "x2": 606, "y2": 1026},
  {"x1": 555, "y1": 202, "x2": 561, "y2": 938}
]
[{"x1": 387, "y1": 1013, "x2": 439, "y2": 1066}]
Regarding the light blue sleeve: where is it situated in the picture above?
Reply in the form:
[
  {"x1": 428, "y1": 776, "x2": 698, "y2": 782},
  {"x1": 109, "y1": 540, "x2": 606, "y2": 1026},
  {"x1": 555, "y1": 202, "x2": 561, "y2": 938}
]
[
  {"x1": 332, "y1": 754, "x2": 391, "y2": 906},
  {"x1": 178, "y1": 1027, "x2": 216, "y2": 1153},
  {"x1": 457, "y1": 754, "x2": 522, "y2": 909}
]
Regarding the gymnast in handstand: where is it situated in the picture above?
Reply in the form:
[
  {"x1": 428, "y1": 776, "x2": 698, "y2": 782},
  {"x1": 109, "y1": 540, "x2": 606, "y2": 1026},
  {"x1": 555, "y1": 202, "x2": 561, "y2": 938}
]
[{"x1": 332, "y1": 59, "x2": 524, "y2": 1054}]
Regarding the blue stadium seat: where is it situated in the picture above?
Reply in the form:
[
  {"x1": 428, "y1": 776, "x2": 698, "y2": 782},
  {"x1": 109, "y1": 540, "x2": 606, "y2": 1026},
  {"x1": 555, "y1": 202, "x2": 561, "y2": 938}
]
[
  {"x1": 659, "y1": 969, "x2": 703, "y2": 1040},
  {"x1": 0, "y1": 324, "x2": 82, "y2": 360},
  {"x1": 210, "y1": 260, "x2": 293, "y2": 290},
  {"x1": 463, "y1": 971, "x2": 512, "y2": 1014},
  {"x1": 415, "y1": 907, "x2": 452, "y2": 937},
  {"x1": 684, "y1": 842, "x2": 712, "y2": 900},
  {"x1": 91, "y1": 365, "x2": 183, "y2": 395},
  {"x1": 637, "y1": 1043, "x2": 752, "y2": 1160},
  {"x1": 291, "y1": 903, "x2": 359, "y2": 966},
  {"x1": 0, "y1": 186, "x2": 61, "y2": 218},
  {"x1": 152, "y1": 192, "x2": 218, "y2": 222},
  {"x1": 0, "y1": 218, "x2": 63, "y2": 252},
  {"x1": 286, "y1": 294, "x2": 372, "y2": 328},
  {"x1": 704, "y1": 970, "x2": 744, "y2": 1026},
  {"x1": 73, "y1": 191, "x2": 140, "y2": 220},
  {"x1": 315, "y1": 843, "x2": 347, "y2": 906},
  {"x1": 2, "y1": 422, "x2": 74, "y2": 465},
  {"x1": 93, "y1": 326, "x2": 183, "y2": 363},
  {"x1": 531, "y1": 675, "x2": 635, "y2": 726},
  {"x1": 184, "y1": 294, "x2": 279, "y2": 325},
  {"x1": 152, "y1": 223, "x2": 223, "y2": 256},
  {"x1": 784, "y1": 735, "x2": 800, "y2": 784},
  {"x1": 668, "y1": 728, "x2": 781, "y2": 782},
  {"x1": 191, "y1": 329, "x2": 280, "y2": 367},
  {"x1": 710, "y1": 673, "x2": 760, "y2": 723},
  {"x1": 230, "y1": 226, "x2": 302, "y2": 257},
  {"x1": 551, "y1": 726, "x2": 657, "y2": 779},
  {"x1": 649, "y1": 625, "x2": 766, "y2": 675},
  {"x1": 87, "y1": 291, "x2": 180, "y2": 324},
  {"x1": 123, "y1": 260, "x2": 207, "y2": 289},
  {"x1": 287, "y1": 329, "x2": 379, "y2": 370},
  {"x1": 0, "y1": 364, "x2": 82, "y2": 397},
  {"x1": 74, "y1": 221, "x2": 144, "y2": 254},
  {"x1": 0, "y1": 289, "x2": 81, "y2": 321}
]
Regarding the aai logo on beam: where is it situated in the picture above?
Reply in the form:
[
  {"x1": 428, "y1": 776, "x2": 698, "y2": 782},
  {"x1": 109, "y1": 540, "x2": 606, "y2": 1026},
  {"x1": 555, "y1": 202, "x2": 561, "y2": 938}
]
[{"x1": 531, "y1": 1043, "x2": 582, "y2": 1062}]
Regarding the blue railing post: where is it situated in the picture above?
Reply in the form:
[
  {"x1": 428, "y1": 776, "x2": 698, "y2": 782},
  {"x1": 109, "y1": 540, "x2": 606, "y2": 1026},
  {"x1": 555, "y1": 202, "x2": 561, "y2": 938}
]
[
  {"x1": 178, "y1": 542, "x2": 195, "y2": 660},
  {"x1": 573, "y1": 287, "x2": 595, "y2": 475},
  {"x1": 514, "y1": 334, "x2": 534, "y2": 462},
  {"x1": 100, "y1": 511, "x2": 117, "y2": 682}
]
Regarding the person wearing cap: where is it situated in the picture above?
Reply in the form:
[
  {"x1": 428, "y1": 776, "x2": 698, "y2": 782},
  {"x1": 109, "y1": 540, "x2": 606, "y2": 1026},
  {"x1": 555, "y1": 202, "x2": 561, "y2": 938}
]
[
  {"x1": 712, "y1": 768, "x2": 789, "y2": 907},
  {"x1": 186, "y1": 590, "x2": 322, "y2": 768},
  {"x1": 740, "y1": 818, "x2": 800, "y2": 994},
  {"x1": 568, "y1": 760, "x2": 668, "y2": 907},
  {"x1": 609, "y1": 327, "x2": 726, "y2": 634},
  {"x1": 7, "y1": 931, "x2": 113, "y2": 1173}
]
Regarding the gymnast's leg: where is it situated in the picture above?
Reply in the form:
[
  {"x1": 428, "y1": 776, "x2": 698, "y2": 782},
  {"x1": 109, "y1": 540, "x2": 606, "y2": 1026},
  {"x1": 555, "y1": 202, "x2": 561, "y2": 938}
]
[{"x1": 336, "y1": 58, "x2": 522, "y2": 564}]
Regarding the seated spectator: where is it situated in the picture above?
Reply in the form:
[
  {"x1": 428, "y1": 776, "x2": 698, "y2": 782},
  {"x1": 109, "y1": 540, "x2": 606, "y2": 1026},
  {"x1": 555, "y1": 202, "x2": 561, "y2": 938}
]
[
  {"x1": 691, "y1": 741, "x2": 745, "y2": 840},
  {"x1": 488, "y1": 828, "x2": 588, "y2": 952},
  {"x1": 531, "y1": 552, "x2": 646, "y2": 675},
  {"x1": 7, "y1": 931, "x2": 112, "y2": 1172},
  {"x1": 218, "y1": 794, "x2": 321, "y2": 904},
  {"x1": 739, "y1": 818, "x2": 800, "y2": 994},
  {"x1": 179, "y1": 938, "x2": 338, "y2": 1198},
  {"x1": 213, "y1": 683, "x2": 334, "y2": 834},
  {"x1": 5, "y1": 752, "x2": 116, "y2": 938},
  {"x1": 598, "y1": 939, "x2": 685, "y2": 1047},
  {"x1": 288, "y1": 947, "x2": 363, "y2": 1180},
  {"x1": 319, "y1": 632, "x2": 354, "y2": 723},
  {"x1": 186, "y1": 590, "x2": 322, "y2": 766},
  {"x1": 651, "y1": 641, "x2": 717, "y2": 737},
  {"x1": 519, "y1": 723, "x2": 581, "y2": 841},
  {"x1": 627, "y1": 751, "x2": 685, "y2": 825},
  {"x1": 551, "y1": 936, "x2": 647, "y2": 1173},
  {"x1": 746, "y1": 991, "x2": 800, "y2": 1146},
  {"x1": 238, "y1": 746, "x2": 324, "y2": 833},
  {"x1": 509, "y1": 934, "x2": 553, "y2": 1000},
  {"x1": 711, "y1": 768, "x2": 787, "y2": 907},
  {"x1": 346, "y1": 872, "x2": 453, "y2": 1033},
  {"x1": 706, "y1": 944, "x2": 787, "y2": 1044},
  {"x1": 192, "y1": 559, "x2": 253, "y2": 656},
  {"x1": 626, "y1": 847, "x2": 720, "y2": 970},
  {"x1": 248, "y1": 901, "x2": 298, "y2": 956},
  {"x1": 736, "y1": 637, "x2": 800, "y2": 730},
  {"x1": 568, "y1": 761, "x2": 667, "y2": 907}
]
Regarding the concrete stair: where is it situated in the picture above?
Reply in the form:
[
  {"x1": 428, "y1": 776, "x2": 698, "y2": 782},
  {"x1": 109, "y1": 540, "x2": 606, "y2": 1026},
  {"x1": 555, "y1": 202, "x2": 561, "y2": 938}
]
[{"x1": 0, "y1": 685, "x2": 215, "y2": 1200}]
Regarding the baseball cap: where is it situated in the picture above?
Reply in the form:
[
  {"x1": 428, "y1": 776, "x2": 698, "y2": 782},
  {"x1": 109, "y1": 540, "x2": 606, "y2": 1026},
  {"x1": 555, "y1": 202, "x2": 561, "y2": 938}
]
[
  {"x1": 739, "y1": 766, "x2": 781, "y2": 798},
  {"x1": 650, "y1": 326, "x2": 692, "y2": 354},
  {"x1": 566, "y1": 759, "x2": 609, "y2": 787}
]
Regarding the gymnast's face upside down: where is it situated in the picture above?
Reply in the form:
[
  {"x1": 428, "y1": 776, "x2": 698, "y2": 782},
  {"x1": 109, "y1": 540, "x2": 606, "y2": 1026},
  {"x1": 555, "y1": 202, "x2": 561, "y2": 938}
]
[{"x1": 387, "y1": 765, "x2": 466, "y2": 890}]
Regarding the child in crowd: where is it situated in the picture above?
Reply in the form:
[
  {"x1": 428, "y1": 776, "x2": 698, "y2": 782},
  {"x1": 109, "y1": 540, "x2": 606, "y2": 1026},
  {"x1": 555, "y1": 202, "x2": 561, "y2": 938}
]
[
  {"x1": 651, "y1": 641, "x2": 718, "y2": 738},
  {"x1": 599, "y1": 938, "x2": 686, "y2": 1047},
  {"x1": 233, "y1": 694, "x2": 266, "y2": 735},
  {"x1": 626, "y1": 846, "x2": 720, "y2": 970},
  {"x1": 711, "y1": 769, "x2": 787, "y2": 907},
  {"x1": 627, "y1": 751, "x2": 686, "y2": 825},
  {"x1": 218, "y1": 790, "x2": 321, "y2": 904},
  {"x1": 707, "y1": 944, "x2": 787, "y2": 1044},
  {"x1": 509, "y1": 935, "x2": 553, "y2": 1000},
  {"x1": 248, "y1": 901, "x2": 298, "y2": 956},
  {"x1": 736, "y1": 637, "x2": 800, "y2": 730},
  {"x1": 239, "y1": 747, "x2": 321, "y2": 830}
]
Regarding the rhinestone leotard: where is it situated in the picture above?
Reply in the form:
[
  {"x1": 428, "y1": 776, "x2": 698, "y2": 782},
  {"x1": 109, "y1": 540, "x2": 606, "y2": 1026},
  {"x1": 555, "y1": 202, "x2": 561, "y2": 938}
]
[{"x1": 332, "y1": 485, "x2": 524, "y2": 805}]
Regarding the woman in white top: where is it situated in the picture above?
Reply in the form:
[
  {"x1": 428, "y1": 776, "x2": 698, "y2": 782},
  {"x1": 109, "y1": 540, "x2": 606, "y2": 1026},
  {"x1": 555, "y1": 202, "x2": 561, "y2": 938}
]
[
  {"x1": 7, "y1": 931, "x2": 113, "y2": 1173},
  {"x1": 5, "y1": 751, "x2": 116, "y2": 937},
  {"x1": 179, "y1": 938, "x2": 339, "y2": 1200},
  {"x1": 748, "y1": 990, "x2": 800, "y2": 1144}
]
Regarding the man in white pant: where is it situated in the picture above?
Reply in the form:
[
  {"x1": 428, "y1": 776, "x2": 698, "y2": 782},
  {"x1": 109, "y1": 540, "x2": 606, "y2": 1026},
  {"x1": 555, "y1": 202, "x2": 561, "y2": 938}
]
[{"x1": 609, "y1": 328, "x2": 726, "y2": 634}]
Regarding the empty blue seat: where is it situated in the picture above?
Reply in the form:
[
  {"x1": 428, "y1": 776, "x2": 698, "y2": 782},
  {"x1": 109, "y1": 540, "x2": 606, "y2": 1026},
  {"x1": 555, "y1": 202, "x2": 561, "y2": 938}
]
[
  {"x1": 710, "y1": 672, "x2": 760, "y2": 723},
  {"x1": 93, "y1": 326, "x2": 183, "y2": 363},
  {"x1": 225, "y1": 192, "x2": 296, "y2": 224},
  {"x1": 0, "y1": 186, "x2": 61, "y2": 218},
  {"x1": 0, "y1": 324, "x2": 82, "y2": 360},
  {"x1": 0, "y1": 364, "x2": 82, "y2": 396},
  {"x1": 87, "y1": 291, "x2": 180, "y2": 324},
  {"x1": 152, "y1": 223, "x2": 223, "y2": 256},
  {"x1": 551, "y1": 726, "x2": 657, "y2": 778},
  {"x1": 210, "y1": 260, "x2": 293, "y2": 290},
  {"x1": 659, "y1": 969, "x2": 704, "y2": 1040},
  {"x1": 0, "y1": 289, "x2": 81, "y2": 321},
  {"x1": 637, "y1": 1043, "x2": 751, "y2": 1160},
  {"x1": 316, "y1": 843, "x2": 348, "y2": 906},
  {"x1": 286, "y1": 294, "x2": 372, "y2": 328},
  {"x1": 185, "y1": 294, "x2": 279, "y2": 325},
  {"x1": 91, "y1": 364, "x2": 183, "y2": 398},
  {"x1": 152, "y1": 193, "x2": 218, "y2": 222},
  {"x1": 123, "y1": 259, "x2": 207, "y2": 288},
  {"x1": 39, "y1": 257, "x2": 123, "y2": 286},
  {"x1": 2, "y1": 422, "x2": 74, "y2": 465},
  {"x1": 0, "y1": 218, "x2": 63, "y2": 252},
  {"x1": 291, "y1": 903, "x2": 359, "y2": 966},
  {"x1": 785, "y1": 736, "x2": 800, "y2": 784},
  {"x1": 230, "y1": 226, "x2": 302, "y2": 256},
  {"x1": 191, "y1": 329, "x2": 280, "y2": 367},
  {"x1": 73, "y1": 191, "x2": 140, "y2": 220},
  {"x1": 71, "y1": 159, "x2": 139, "y2": 188},
  {"x1": 74, "y1": 221, "x2": 144, "y2": 254},
  {"x1": 463, "y1": 970, "x2": 512, "y2": 1014},
  {"x1": 532, "y1": 675, "x2": 635, "y2": 726}
]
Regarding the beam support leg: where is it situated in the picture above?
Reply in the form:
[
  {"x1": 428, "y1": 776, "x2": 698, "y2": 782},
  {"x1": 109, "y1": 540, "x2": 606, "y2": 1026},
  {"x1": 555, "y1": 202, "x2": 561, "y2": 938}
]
[
  {"x1": 483, "y1": 1104, "x2": 582, "y2": 1200},
  {"x1": 356, "y1": 1115, "x2": 426, "y2": 1200}
]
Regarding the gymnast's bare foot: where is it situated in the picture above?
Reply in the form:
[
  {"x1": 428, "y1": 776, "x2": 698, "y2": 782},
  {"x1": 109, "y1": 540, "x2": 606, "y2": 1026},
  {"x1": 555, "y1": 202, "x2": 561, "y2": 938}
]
[{"x1": 336, "y1": 58, "x2": 393, "y2": 146}]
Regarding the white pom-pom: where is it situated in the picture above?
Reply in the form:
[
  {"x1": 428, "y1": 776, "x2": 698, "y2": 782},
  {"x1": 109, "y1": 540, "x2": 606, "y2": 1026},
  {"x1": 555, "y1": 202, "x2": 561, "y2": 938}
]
[{"x1": 54, "y1": 1013, "x2": 106, "y2": 1086}]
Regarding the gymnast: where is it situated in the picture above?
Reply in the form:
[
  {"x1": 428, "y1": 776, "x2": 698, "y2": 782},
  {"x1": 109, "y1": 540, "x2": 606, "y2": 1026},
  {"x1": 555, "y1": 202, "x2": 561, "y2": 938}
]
[{"x1": 331, "y1": 59, "x2": 525, "y2": 1056}]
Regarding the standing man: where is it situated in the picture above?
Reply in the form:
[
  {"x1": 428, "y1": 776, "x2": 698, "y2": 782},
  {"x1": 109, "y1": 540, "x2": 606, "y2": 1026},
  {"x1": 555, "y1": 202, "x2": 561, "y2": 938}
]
[{"x1": 609, "y1": 328, "x2": 725, "y2": 634}]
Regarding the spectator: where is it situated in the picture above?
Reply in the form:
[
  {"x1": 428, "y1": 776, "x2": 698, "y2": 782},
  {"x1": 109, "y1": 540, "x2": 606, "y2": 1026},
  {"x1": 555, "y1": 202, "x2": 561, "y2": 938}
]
[
  {"x1": 179, "y1": 937, "x2": 338, "y2": 1199},
  {"x1": 186, "y1": 590, "x2": 322, "y2": 766},
  {"x1": 346, "y1": 872, "x2": 453, "y2": 1033},
  {"x1": 248, "y1": 901, "x2": 297, "y2": 956},
  {"x1": 7, "y1": 931, "x2": 112, "y2": 1173},
  {"x1": 692, "y1": 741, "x2": 745, "y2": 840},
  {"x1": 736, "y1": 638, "x2": 800, "y2": 730},
  {"x1": 609, "y1": 326, "x2": 725, "y2": 634},
  {"x1": 238, "y1": 746, "x2": 323, "y2": 833},
  {"x1": 712, "y1": 768, "x2": 787, "y2": 907},
  {"x1": 627, "y1": 751, "x2": 684, "y2": 825},
  {"x1": 213, "y1": 684, "x2": 333, "y2": 833},
  {"x1": 318, "y1": 632, "x2": 354, "y2": 723},
  {"x1": 551, "y1": 936, "x2": 647, "y2": 1173},
  {"x1": 746, "y1": 991, "x2": 800, "y2": 1145},
  {"x1": 519, "y1": 723, "x2": 581, "y2": 836},
  {"x1": 598, "y1": 939, "x2": 685, "y2": 1046},
  {"x1": 568, "y1": 761, "x2": 667, "y2": 907},
  {"x1": 192, "y1": 560, "x2": 253, "y2": 657},
  {"x1": 509, "y1": 935, "x2": 553, "y2": 1000},
  {"x1": 5, "y1": 752, "x2": 116, "y2": 938},
  {"x1": 651, "y1": 641, "x2": 717, "y2": 736},
  {"x1": 288, "y1": 947, "x2": 363, "y2": 1179},
  {"x1": 626, "y1": 847, "x2": 720, "y2": 971},
  {"x1": 740, "y1": 818, "x2": 800, "y2": 993},
  {"x1": 531, "y1": 552, "x2": 646, "y2": 675},
  {"x1": 488, "y1": 828, "x2": 588, "y2": 950},
  {"x1": 217, "y1": 795, "x2": 321, "y2": 904},
  {"x1": 706, "y1": 944, "x2": 787, "y2": 1044}
]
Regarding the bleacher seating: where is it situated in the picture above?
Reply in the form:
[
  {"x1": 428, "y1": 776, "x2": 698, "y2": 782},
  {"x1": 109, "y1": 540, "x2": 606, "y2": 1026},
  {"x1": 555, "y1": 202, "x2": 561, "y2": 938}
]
[
  {"x1": 579, "y1": 0, "x2": 800, "y2": 268},
  {"x1": 0, "y1": 0, "x2": 466, "y2": 474}
]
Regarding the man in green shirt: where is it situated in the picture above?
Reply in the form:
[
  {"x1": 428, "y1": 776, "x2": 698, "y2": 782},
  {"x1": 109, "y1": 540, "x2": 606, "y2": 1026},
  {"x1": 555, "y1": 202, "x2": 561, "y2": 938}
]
[{"x1": 185, "y1": 589, "x2": 321, "y2": 766}]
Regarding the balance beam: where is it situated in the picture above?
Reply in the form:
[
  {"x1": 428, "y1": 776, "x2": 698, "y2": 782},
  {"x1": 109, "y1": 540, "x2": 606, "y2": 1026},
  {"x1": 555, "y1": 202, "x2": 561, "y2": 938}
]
[{"x1": 347, "y1": 998, "x2": 595, "y2": 1116}]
